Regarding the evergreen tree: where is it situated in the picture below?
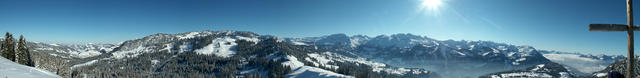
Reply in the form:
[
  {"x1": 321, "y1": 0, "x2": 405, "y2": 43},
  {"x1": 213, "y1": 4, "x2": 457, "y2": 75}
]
[
  {"x1": 1, "y1": 32, "x2": 15, "y2": 61},
  {"x1": 15, "y1": 35, "x2": 24, "y2": 64},
  {"x1": 16, "y1": 35, "x2": 33, "y2": 66}
]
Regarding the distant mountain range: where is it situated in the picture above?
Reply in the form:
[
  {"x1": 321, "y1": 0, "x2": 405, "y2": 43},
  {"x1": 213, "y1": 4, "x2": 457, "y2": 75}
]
[{"x1": 13, "y1": 30, "x2": 627, "y2": 78}]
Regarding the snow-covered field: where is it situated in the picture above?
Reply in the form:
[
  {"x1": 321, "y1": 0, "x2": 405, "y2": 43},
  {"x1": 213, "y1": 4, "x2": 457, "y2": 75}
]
[
  {"x1": 0, "y1": 57, "x2": 61, "y2": 78},
  {"x1": 195, "y1": 37, "x2": 238, "y2": 57}
]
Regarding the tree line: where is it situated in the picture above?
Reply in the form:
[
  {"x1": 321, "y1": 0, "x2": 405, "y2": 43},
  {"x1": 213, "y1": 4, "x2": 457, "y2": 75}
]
[{"x1": 1, "y1": 32, "x2": 34, "y2": 67}]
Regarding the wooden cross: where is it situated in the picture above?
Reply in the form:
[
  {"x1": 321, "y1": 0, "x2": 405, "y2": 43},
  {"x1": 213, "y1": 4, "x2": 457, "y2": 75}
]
[{"x1": 589, "y1": 0, "x2": 635, "y2": 78}]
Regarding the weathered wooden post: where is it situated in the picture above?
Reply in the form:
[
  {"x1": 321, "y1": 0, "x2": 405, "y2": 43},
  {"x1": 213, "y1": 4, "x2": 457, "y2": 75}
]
[
  {"x1": 588, "y1": 0, "x2": 635, "y2": 77},
  {"x1": 626, "y1": 0, "x2": 635, "y2": 77}
]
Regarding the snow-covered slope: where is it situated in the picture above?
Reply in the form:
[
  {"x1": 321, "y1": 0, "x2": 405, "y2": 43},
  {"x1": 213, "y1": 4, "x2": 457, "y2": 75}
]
[
  {"x1": 590, "y1": 57, "x2": 640, "y2": 78},
  {"x1": 0, "y1": 57, "x2": 61, "y2": 78},
  {"x1": 282, "y1": 55, "x2": 354, "y2": 78},
  {"x1": 287, "y1": 66, "x2": 355, "y2": 78}
]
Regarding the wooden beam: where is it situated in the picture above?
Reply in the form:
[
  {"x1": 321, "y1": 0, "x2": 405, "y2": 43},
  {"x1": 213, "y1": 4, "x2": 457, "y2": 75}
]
[
  {"x1": 626, "y1": 0, "x2": 635, "y2": 77},
  {"x1": 589, "y1": 24, "x2": 640, "y2": 31}
]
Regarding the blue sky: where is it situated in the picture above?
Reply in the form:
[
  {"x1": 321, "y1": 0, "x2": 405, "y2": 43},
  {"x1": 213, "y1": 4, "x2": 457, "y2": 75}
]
[{"x1": 0, "y1": 0, "x2": 638, "y2": 55}]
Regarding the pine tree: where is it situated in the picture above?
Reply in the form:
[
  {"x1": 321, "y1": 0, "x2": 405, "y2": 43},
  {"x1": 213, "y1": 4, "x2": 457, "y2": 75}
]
[
  {"x1": 16, "y1": 35, "x2": 34, "y2": 66},
  {"x1": 1, "y1": 32, "x2": 15, "y2": 61},
  {"x1": 15, "y1": 35, "x2": 24, "y2": 64}
]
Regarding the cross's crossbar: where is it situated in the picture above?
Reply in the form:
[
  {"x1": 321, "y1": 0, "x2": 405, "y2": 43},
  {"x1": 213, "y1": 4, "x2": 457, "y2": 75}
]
[{"x1": 589, "y1": 24, "x2": 640, "y2": 31}]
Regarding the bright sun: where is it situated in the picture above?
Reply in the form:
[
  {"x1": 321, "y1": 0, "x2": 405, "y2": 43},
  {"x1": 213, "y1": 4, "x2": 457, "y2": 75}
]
[{"x1": 421, "y1": 0, "x2": 442, "y2": 10}]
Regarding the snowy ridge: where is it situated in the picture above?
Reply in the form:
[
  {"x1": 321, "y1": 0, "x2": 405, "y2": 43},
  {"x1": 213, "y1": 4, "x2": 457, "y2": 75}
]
[
  {"x1": 282, "y1": 55, "x2": 354, "y2": 78},
  {"x1": 177, "y1": 31, "x2": 213, "y2": 39},
  {"x1": 363, "y1": 33, "x2": 436, "y2": 48},
  {"x1": 236, "y1": 36, "x2": 260, "y2": 44},
  {"x1": 104, "y1": 30, "x2": 261, "y2": 59},
  {"x1": 304, "y1": 52, "x2": 431, "y2": 75},
  {"x1": 287, "y1": 66, "x2": 355, "y2": 78}
]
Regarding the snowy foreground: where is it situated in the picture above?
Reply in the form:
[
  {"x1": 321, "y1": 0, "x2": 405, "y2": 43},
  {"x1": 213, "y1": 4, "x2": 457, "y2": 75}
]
[{"x1": 0, "y1": 57, "x2": 61, "y2": 78}]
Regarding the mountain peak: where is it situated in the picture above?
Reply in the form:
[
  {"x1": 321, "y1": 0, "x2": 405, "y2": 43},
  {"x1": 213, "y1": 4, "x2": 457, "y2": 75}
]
[
  {"x1": 315, "y1": 33, "x2": 351, "y2": 47},
  {"x1": 326, "y1": 33, "x2": 348, "y2": 37},
  {"x1": 389, "y1": 33, "x2": 423, "y2": 39}
]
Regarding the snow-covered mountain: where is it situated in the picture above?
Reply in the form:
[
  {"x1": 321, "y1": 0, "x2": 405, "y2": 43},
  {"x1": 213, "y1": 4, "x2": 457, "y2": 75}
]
[
  {"x1": 0, "y1": 56, "x2": 61, "y2": 78},
  {"x1": 27, "y1": 42, "x2": 117, "y2": 58},
  {"x1": 590, "y1": 57, "x2": 640, "y2": 78},
  {"x1": 479, "y1": 62, "x2": 576, "y2": 78},
  {"x1": 58, "y1": 30, "x2": 438, "y2": 78},
  {"x1": 285, "y1": 33, "x2": 551, "y2": 77},
  {"x1": 21, "y1": 30, "x2": 627, "y2": 78},
  {"x1": 0, "y1": 39, "x2": 117, "y2": 77}
]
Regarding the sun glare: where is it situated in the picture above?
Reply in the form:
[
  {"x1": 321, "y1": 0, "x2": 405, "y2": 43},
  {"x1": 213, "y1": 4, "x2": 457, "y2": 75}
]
[{"x1": 421, "y1": 0, "x2": 442, "y2": 10}]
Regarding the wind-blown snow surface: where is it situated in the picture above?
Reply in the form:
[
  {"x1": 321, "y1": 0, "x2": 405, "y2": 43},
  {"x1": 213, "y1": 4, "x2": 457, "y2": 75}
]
[
  {"x1": 0, "y1": 57, "x2": 61, "y2": 78},
  {"x1": 542, "y1": 52, "x2": 623, "y2": 73}
]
